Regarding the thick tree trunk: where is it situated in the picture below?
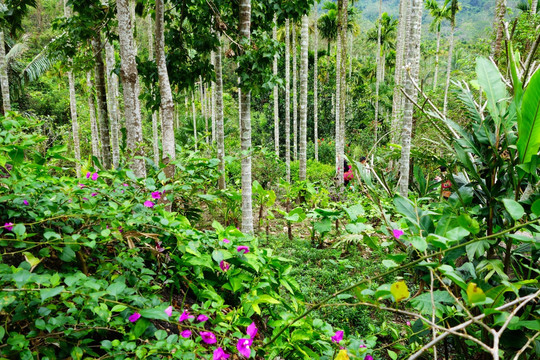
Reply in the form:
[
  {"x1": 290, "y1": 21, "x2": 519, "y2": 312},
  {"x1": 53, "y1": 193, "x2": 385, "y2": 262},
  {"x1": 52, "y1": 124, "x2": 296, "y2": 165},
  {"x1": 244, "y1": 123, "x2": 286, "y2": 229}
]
[
  {"x1": 155, "y1": 0, "x2": 176, "y2": 178},
  {"x1": 433, "y1": 29, "x2": 440, "y2": 90},
  {"x1": 314, "y1": 6, "x2": 319, "y2": 162},
  {"x1": 399, "y1": 0, "x2": 422, "y2": 196},
  {"x1": 285, "y1": 18, "x2": 291, "y2": 183},
  {"x1": 292, "y1": 24, "x2": 298, "y2": 161},
  {"x1": 390, "y1": 0, "x2": 408, "y2": 146},
  {"x1": 215, "y1": 43, "x2": 225, "y2": 189},
  {"x1": 0, "y1": 30, "x2": 10, "y2": 113},
  {"x1": 273, "y1": 16, "x2": 279, "y2": 157},
  {"x1": 117, "y1": 0, "x2": 146, "y2": 178},
  {"x1": 299, "y1": 14, "x2": 309, "y2": 181},
  {"x1": 239, "y1": 0, "x2": 253, "y2": 234},
  {"x1": 443, "y1": 23, "x2": 455, "y2": 118},
  {"x1": 491, "y1": 0, "x2": 507, "y2": 60},
  {"x1": 92, "y1": 35, "x2": 112, "y2": 170},
  {"x1": 105, "y1": 41, "x2": 120, "y2": 168},
  {"x1": 147, "y1": 14, "x2": 160, "y2": 166},
  {"x1": 532, "y1": 0, "x2": 538, "y2": 14},
  {"x1": 86, "y1": 71, "x2": 101, "y2": 162}
]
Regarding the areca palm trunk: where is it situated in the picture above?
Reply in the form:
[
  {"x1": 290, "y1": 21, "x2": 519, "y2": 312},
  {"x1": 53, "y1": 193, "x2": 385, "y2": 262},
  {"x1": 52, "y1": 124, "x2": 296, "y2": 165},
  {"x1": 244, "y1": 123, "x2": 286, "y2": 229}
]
[
  {"x1": 433, "y1": 28, "x2": 441, "y2": 89},
  {"x1": 285, "y1": 18, "x2": 291, "y2": 182},
  {"x1": 532, "y1": 0, "x2": 537, "y2": 14},
  {"x1": 335, "y1": 29, "x2": 341, "y2": 177},
  {"x1": 215, "y1": 42, "x2": 225, "y2": 189},
  {"x1": 399, "y1": 0, "x2": 422, "y2": 196},
  {"x1": 0, "y1": 29, "x2": 10, "y2": 113},
  {"x1": 117, "y1": 0, "x2": 146, "y2": 178},
  {"x1": 192, "y1": 91, "x2": 197, "y2": 150},
  {"x1": 239, "y1": 0, "x2": 254, "y2": 234},
  {"x1": 442, "y1": 17, "x2": 455, "y2": 118},
  {"x1": 390, "y1": 0, "x2": 408, "y2": 146},
  {"x1": 314, "y1": 6, "x2": 319, "y2": 162},
  {"x1": 374, "y1": 0, "x2": 382, "y2": 153},
  {"x1": 299, "y1": 14, "x2": 308, "y2": 181},
  {"x1": 86, "y1": 71, "x2": 101, "y2": 162},
  {"x1": 339, "y1": 0, "x2": 348, "y2": 184},
  {"x1": 92, "y1": 35, "x2": 112, "y2": 170},
  {"x1": 211, "y1": 50, "x2": 216, "y2": 143},
  {"x1": 273, "y1": 16, "x2": 279, "y2": 157},
  {"x1": 105, "y1": 41, "x2": 120, "y2": 168},
  {"x1": 491, "y1": 0, "x2": 506, "y2": 60},
  {"x1": 292, "y1": 23, "x2": 298, "y2": 161},
  {"x1": 147, "y1": 14, "x2": 160, "y2": 166},
  {"x1": 155, "y1": 0, "x2": 176, "y2": 177}
]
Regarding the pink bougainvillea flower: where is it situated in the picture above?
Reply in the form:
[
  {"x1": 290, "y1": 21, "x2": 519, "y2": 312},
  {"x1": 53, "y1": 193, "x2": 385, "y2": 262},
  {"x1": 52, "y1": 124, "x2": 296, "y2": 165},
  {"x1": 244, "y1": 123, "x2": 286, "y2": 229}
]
[
  {"x1": 123, "y1": 183, "x2": 129, "y2": 187},
  {"x1": 237, "y1": 246, "x2": 249, "y2": 254},
  {"x1": 91, "y1": 173, "x2": 98, "y2": 181},
  {"x1": 165, "y1": 306, "x2": 173, "y2": 317},
  {"x1": 392, "y1": 229, "x2": 404, "y2": 240},
  {"x1": 181, "y1": 330, "x2": 191, "y2": 338},
  {"x1": 151, "y1": 191, "x2": 162, "y2": 199},
  {"x1": 128, "y1": 312, "x2": 141, "y2": 322},
  {"x1": 4, "y1": 222, "x2": 14, "y2": 231},
  {"x1": 359, "y1": 344, "x2": 366, "y2": 348},
  {"x1": 179, "y1": 310, "x2": 194, "y2": 322},
  {"x1": 246, "y1": 322, "x2": 258, "y2": 339},
  {"x1": 78, "y1": 183, "x2": 85, "y2": 189},
  {"x1": 237, "y1": 338, "x2": 253, "y2": 358},
  {"x1": 364, "y1": 355, "x2": 373, "y2": 360},
  {"x1": 23, "y1": 199, "x2": 28, "y2": 205},
  {"x1": 213, "y1": 347, "x2": 230, "y2": 360},
  {"x1": 331, "y1": 330, "x2": 344, "y2": 343},
  {"x1": 91, "y1": 192, "x2": 98, "y2": 197},
  {"x1": 219, "y1": 260, "x2": 230, "y2": 272},
  {"x1": 86, "y1": 172, "x2": 91, "y2": 179},
  {"x1": 144, "y1": 200, "x2": 154, "y2": 208},
  {"x1": 197, "y1": 314, "x2": 209, "y2": 322},
  {"x1": 82, "y1": 197, "x2": 89, "y2": 201},
  {"x1": 223, "y1": 238, "x2": 230, "y2": 244},
  {"x1": 406, "y1": 321, "x2": 411, "y2": 326},
  {"x1": 200, "y1": 331, "x2": 217, "y2": 344}
]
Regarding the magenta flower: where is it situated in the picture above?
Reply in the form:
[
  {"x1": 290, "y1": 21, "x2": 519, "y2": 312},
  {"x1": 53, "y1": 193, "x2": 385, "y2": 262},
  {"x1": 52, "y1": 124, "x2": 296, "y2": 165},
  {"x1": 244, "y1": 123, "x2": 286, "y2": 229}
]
[
  {"x1": 246, "y1": 322, "x2": 257, "y2": 339},
  {"x1": 91, "y1": 172, "x2": 99, "y2": 181},
  {"x1": 151, "y1": 191, "x2": 162, "y2": 199},
  {"x1": 181, "y1": 329, "x2": 191, "y2": 338},
  {"x1": 213, "y1": 347, "x2": 230, "y2": 360},
  {"x1": 392, "y1": 229, "x2": 404, "y2": 240},
  {"x1": 365, "y1": 355, "x2": 373, "y2": 360},
  {"x1": 406, "y1": 321, "x2": 411, "y2": 326},
  {"x1": 86, "y1": 172, "x2": 91, "y2": 179},
  {"x1": 179, "y1": 310, "x2": 194, "y2": 322},
  {"x1": 197, "y1": 314, "x2": 209, "y2": 322},
  {"x1": 237, "y1": 338, "x2": 253, "y2": 358},
  {"x1": 165, "y1": 306, "x2": 173, "y2": 317},
  {"x1": 78, "y1": 184, "x2": 85, "y2": 189},
  {"x1": 144, "y1": 200, "x2": 154, "y2": 208},
  {"x1": 219, "y1": 260, "x2": 230, "y2": 272},
  {"x1": 360, "y1": 344, "x2": 366, "y2": 348},
  {"x1": 4, "y1": 222, "x2": 14, "y2": 231},
  {"x1": 23, "y1": 199, "x2": 28, "y2": 205},
  {"x1": 123, "y1": 183, "x2": 128, "y2": 187},
  {"x1": 118, "y1": 226, "x2": 123, "y2": 233},
  {"x1": 237, "y1": 246, "x2": 249, "y2": 254},
  {"x1": 200, "y1": 331, "x2": 217, "y2": 344},
  {"x1": 82, "y1": 197, "x2": 89, "y2": 201},
  {"x1": 331, "y1": 330, "x2": 344, "y2": 343},
  {"x1": 129, "y1": 312, "x2": 141, "y2": 322},
  {"x1": 91, "y1": 192, "x2": 98, "y2": 197},
  {"x1": 223, "y1": 238, "x2": 230, "y2": 244}
]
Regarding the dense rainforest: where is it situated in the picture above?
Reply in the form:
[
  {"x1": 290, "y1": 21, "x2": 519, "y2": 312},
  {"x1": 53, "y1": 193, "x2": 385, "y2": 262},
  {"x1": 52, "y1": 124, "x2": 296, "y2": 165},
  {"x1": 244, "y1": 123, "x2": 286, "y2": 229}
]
[{"x1": 0, "y1": 0, "x2": 539, "y2": 359}]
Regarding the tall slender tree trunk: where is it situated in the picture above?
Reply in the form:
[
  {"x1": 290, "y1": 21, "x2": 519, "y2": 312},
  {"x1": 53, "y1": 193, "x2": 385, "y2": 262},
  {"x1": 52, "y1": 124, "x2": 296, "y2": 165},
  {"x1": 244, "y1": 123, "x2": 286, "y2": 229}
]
[
  {"x1": 532, "y1": 0, "x2": 538, "y2": 14},
  {"x1": 442, "y1": 21, "x2": 455, "y2": 118},
  {"x1": 314, "y1": 6, "x2": 319, "y2": 162},
  {"x1": 433, "y1": 29, "x2": 441, "y2": 90},
  {"x1": 211, "y1": 50, "x2": 216, "y2": 143},
  {"x1": 105, "y1": 41, "x2": 120, "y2": 168},
  {"x1": 192, "y1": 91, "x2": 197, "y2": 150},
  {"x1": 299, "y1": 14, "x2": 309, "y2": 181},
  {"x1": 273, "y1": 16, "x2": 279, "y2": 157},
  {"x1": 215, "y1": 42, "x2": 225, "y2": 189},
  {"x1": 335, "y1": 23, "x2": 342, "y2": 177},
  {"x1": 390, "y1": 0, "x2": 408, "y2": 146},
  {"x1": 285, "y1": 18, "x2": 291, "y2": 183},
  {"x1": 338, "y1": 0, "x2": 348, "y2": 183},
  {"x1": 87, "y1": 71, "x2": 101, "y2": 162},
  {"x1": 64, "y1": 0, "x2": 80, "y2": 177},
  {"x1": 117, "y1": 0, "x2": 146, "y2": 178},
  {"x1": 92, "y1": 35, "x2": 112, "y2": 170},
  {"x1": 155, "y1": 0, "x2": 176, "y2": 178},
  {"x1": 239, "y1": 0, "x2": 253, "y2": 234},
  {"x1": 374, "y1": 0, "x2": 382, "y2": 154},
  {"x1": 491, "y1": 0, "x2": 507, "y2": 60},
  {"x1": 292, "y1": 23, "x2": 298, "y2": 161},
  {"x1": 399, "y1": 0, "x2": 422, "y2": 196},
  {"x1": 147, "y1": 13, "x2": 160, "y2": 166},
  {"x1": 0, "y1": 29, "x2": 10, "y2": 114}
]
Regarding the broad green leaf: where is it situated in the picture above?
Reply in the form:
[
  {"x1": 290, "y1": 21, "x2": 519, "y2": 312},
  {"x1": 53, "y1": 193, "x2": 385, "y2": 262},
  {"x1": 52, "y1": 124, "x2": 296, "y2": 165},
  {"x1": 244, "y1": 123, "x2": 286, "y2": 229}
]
[
  {"x1": 139, "y1": 308, "x2": 170, "y2": 321},
  {"x1": 409, "y1": 236, "x2": 427, "y2": 252},
  {"x1": 466, "y1": 240, "x2": 491, "y2": 261},
  {"x1": 439, "y1": 265, "x2": 467, "y2": 289},
  {"x1": 390, "y1": 281, "x2": 410, "y2": 302},
  {"x1": 532, "y1": 199, "x2": 540, "y2": 216},
  {"x1": 314, "y1": 218, "x2": 332, "y2": 234},
  {"x1": 476, "y1": 57, "x2": 507, "y2": 126},
  {"x1": 382, "y1": 260, "x2": 398, "y2": 269},
  {"x1": 518, "y1": 68, "x2": 540, "y2": 164},
  {"x1": 40, "y1": 286, "x2": 65, "y2": 302},
  {"x1": 23, "y1": 252, "x2": 41, "y2": 268},
  {"x1": 466, "y1": 282, "x2": 486, "y2": 304},
  {"x1": 111, "y1": 305, "x2": 127, "y2": 312},
  {"x1": 106, "y1": 282, "x2": 126, "y2": 297},
  {"x1": 387, "y1": 350, "x2": 398, "y2": 360},
  {"x1": 12, "y1": 224, "x2": 26, "y2": 237},
  {"x1": 132, "y1": 318, "x2": 150, "y2": 337},
  {"x1": 394, "y1": 195, "x2": 418, "y2": 224},
  {"x1": 410, "y1": 291, "x2": 455, "y2": 318},
  {"x1": 502, "y1": 199, "x2": 525, "y2": 221},
  {"x1": 458, "y1": 214, "x2": 480, "y2": 234},
  {"x1": 344, "y1": 204, "x2": 364, "y2": 222}
]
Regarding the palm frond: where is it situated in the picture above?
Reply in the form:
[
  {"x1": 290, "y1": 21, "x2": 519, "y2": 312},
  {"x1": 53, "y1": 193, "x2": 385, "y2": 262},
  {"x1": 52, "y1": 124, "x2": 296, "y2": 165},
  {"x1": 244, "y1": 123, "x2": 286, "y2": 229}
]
[
  {"x1": 6, "y1": 41, "x2": 28, "y2": 63},
  {"x1": 21, "y1": 50, "x2": 58, "y2": 84}
]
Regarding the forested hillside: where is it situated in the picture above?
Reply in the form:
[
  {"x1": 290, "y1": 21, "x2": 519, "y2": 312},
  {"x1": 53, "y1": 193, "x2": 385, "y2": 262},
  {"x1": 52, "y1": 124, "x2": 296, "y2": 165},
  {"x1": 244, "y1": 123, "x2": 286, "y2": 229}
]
[{"x1": 0, "y1": 0, "x2": 539, "y2": 359}]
